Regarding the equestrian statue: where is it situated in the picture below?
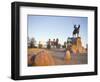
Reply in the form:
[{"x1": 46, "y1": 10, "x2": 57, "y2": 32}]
[{"x1": 73, "y1": 24, "x2": 80, "y2": 37}]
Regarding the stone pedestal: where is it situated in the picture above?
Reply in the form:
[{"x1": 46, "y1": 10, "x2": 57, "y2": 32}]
[{"x1": 67, "y1": 37, "x2": 86, "y2": 54}]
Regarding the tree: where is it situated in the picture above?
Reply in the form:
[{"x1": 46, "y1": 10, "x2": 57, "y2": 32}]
[
  {"x1": 56, "y1": 38, "x2": 59, "y2": 48},
  {"x1": 47, "y1": 39, "x2": 51, "y2": 49},
  {"x1": 38, "y1": 41, "x2": 43, "y2": 48},
  {"x1": 28, "y1": 36, "x2": 30, "y2": 48},
  {"x1": 30, "y1": 38, "x2": 36, "y2": 48},
  {"x1": 62, "y1": 41, "x2": 67, "y2": 48}
]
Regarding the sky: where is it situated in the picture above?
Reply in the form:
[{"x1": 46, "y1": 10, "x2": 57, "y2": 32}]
[{"x1": 28, "y1": 15, "x2": 88, "y2": 48}]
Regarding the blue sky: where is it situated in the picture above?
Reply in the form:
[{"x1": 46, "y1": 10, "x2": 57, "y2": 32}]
[{"x1": 28, "y1": 15, "x2": 88, "y2": 47}]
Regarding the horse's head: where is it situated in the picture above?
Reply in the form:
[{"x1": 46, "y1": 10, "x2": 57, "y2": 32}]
[
  {"x1": 78, "y1": 24, "x2": 80, "y2": 30},
  {"x1": 74, "y1": 24, "x2": 76, "y2": 29},
  {"x1": 74, "y1": 24, "x2": 80, "y2": 30}
]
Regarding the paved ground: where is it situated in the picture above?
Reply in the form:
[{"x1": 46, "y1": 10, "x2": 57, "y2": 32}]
[
  {"x1": 28, "y1": 48, "x2": 88, "y2": 66},
  {"x1": 46, "y1": 48, "x2": 87, "y2": 65}
]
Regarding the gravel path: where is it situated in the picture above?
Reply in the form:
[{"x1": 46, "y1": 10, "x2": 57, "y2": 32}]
[{"x1": 46, "y1": 48, "x2": 87, "y2": 65}]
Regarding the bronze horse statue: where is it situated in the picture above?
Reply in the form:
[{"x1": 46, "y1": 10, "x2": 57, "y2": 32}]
[{"x1": 73, "y1": 24, "x2": 80, "y2": 37}]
